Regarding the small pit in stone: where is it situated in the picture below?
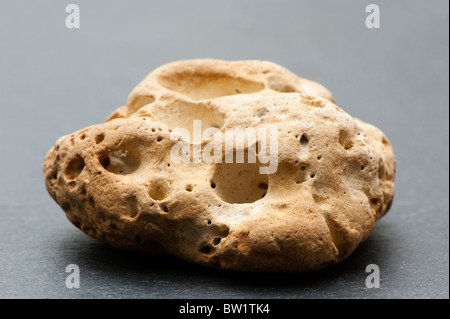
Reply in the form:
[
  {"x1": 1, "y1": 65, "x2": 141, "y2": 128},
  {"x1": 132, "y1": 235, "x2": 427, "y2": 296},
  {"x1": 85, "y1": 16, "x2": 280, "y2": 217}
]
[
  {"x1": 299, "y1": 134, "x2": 309, "y2": 155},
  {"x1": 200, "y1": 245, "x2": 213, "y2": 254},
  {"x1": 159, "y1": 203, "x2": 169, "y2": 213},
  {"x1": 300, "y1": 134, "x2": 309, "y2": 145},
  {"x1": 148, "y1": 181, "x2": 169, "y2": 200},
  {"x1": 296, "y1": 163, "x2": 309, "y2": 184},
  {"x1": 339, "y1": 129, "x2": 354, "y2": 150},
  {"x1": 65, "y1": 155, "x2": 85, "y2": 180},
  {"x1": 96, "y1": 133, "x2": 105, "y2": 144},
  {"x1": 125, "y1": 195, "x2": 139, "y2": 218}
]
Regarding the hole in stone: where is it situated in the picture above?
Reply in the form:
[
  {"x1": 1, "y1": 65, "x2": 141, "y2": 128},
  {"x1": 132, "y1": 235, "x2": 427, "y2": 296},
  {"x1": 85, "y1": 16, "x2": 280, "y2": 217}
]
[
  {"x1": 157, "y1": 68, "x2": 265, "y2": 101},
  {"x1": 100, "y1": 156, "x2": 110, "y2": 168},
  {"x1": 126, "y1": 195, "x2": 139, "y2": 218},
  {"x1": 211, "y1": 150, "x2": 269, "y2": 204},
  {"x1": 213, "y1": 238, "x2": 221, "y2": 245},
  {"x1": 65, "y1": 155, "x2": 85, "y2": 180},
  {"x1": 200, "y1": 245, "x2": 213, "y2": 254},
  {"x1": 67, "y1": 181, "x2": 76, "y2": 188},
  {"x1": 159, "y1": 203, "x2": 169, "y2": 213},
  {"x1": 80, "y1": 134, "x2": 86, "y2": 140},
  {"x1": 157, "y1": 136, "x2": 162, "y2": 142},
  {"x1": 220, "y1": 227, "x2": 230, "y2": 238},
  {"x1": 310, "y1": 174, "x2": 316, "y2": 178},
  {"x1": 296, "y1": 164, "x2": 309, "y2": 183},
  {"x1": 96, "y1": 133, "x2": 105, "y2": 144},
  {"x1": 348, "y1": 160, "x2": 366, "y2": 176},
  {"x1": 148, "y1": 181, "x2": 169, "y2": 200},
  {"x1": 207, "y1": 220, "x2": 212, "y2": 225},
  {"x1": 300, "y1": 134, "x2": 309, "y2": 145},
  {"x1": 339, "y1": 129, "x2": 354, "y2": 150},
  {"x1": 185, "y1": 185, "x2": 193, "y2": 192},
  {"x1": 99, "y1": 149, "x2": 140, "y2": 175},
  {"x1": 317, "y1": 155, "x2": 322, "y2": 160},
  {"x1": 371, "y1": 198, "x2": 380, "y2": 205},
  {"x1": 210, "y1": 181, "x2": 216, "y2": 189}
]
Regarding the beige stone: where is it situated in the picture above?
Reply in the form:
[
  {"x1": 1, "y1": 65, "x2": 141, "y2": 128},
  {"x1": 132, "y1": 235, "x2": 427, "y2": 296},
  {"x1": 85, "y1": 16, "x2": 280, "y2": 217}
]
[{"x1": 43, "y1": 59, "x2": 395, "y2": 272}]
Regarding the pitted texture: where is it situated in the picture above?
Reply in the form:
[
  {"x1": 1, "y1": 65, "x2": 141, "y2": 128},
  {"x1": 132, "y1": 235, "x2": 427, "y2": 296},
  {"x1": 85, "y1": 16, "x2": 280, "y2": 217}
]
[{"x1": 43, "y1": 59, "x2": 396, "y2": 272}]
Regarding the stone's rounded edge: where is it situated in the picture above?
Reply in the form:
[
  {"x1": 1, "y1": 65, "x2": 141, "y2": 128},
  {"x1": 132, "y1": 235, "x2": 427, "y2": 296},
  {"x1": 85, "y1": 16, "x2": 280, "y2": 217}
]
[
  {"x1": 354, "y1": 118, "x2": 396, "y2": 220},
  {"x1": 105, "y1": 105, "x2": 128, "y2": 122},
  {"x1": 124, "y1": 59, "x2": 336, "y2": 118}
]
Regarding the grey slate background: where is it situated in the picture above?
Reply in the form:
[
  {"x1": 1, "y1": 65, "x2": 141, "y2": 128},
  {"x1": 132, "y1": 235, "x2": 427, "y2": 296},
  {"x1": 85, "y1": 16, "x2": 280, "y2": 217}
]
[{"x1": 0, "y1": 0, "x2": 448, "y2": 299}]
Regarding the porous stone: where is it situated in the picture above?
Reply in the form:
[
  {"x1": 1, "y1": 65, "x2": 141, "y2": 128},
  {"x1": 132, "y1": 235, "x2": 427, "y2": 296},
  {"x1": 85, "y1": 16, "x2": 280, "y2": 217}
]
[{"x1": 43, "y1": 59, "x2": 396, "y2": 272}]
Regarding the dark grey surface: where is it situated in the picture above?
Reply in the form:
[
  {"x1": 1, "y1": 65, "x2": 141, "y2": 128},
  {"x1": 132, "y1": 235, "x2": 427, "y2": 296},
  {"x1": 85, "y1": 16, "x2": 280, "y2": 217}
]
[{"x1": 0, "y1": 0, "x2": 448, "y2": 299}]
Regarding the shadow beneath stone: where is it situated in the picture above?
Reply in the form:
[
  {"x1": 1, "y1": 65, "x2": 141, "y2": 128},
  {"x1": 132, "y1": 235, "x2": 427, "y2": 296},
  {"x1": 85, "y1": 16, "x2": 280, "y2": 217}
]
[{"x1": 55, "y1": 223, "x2": 394, "y2": 298}]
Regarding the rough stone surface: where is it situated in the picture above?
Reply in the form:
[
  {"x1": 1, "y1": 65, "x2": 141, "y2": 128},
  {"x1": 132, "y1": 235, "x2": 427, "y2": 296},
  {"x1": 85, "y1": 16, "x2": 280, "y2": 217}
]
[{"x1": 43, "y1": 59, "x2": 396, "y2": 273}]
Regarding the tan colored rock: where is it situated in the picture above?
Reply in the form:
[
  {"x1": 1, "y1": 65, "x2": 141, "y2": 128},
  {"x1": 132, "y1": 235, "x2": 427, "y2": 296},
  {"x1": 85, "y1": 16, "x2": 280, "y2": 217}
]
[
  {"x1": 43, "y1": 59, "x2": 395, "y2": 272},
  {"x1": 106, "y1": 59, "x2": 335, "y2": 121}
]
